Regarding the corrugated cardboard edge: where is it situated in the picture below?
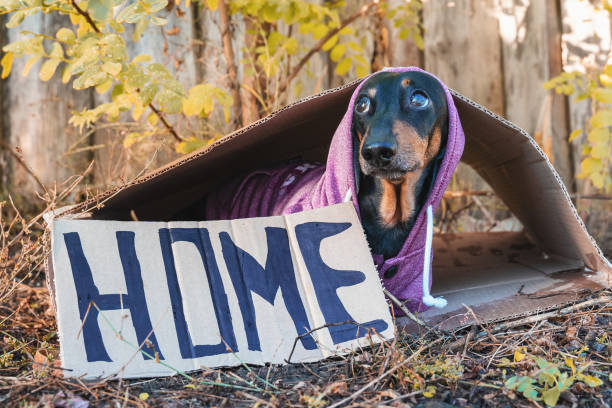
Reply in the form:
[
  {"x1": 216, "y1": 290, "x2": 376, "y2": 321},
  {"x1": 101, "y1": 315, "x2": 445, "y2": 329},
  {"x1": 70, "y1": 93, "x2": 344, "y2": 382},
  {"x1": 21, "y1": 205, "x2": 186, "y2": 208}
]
[{"x1": 450, "y1": 90, "x2": 611, "y2": 279}]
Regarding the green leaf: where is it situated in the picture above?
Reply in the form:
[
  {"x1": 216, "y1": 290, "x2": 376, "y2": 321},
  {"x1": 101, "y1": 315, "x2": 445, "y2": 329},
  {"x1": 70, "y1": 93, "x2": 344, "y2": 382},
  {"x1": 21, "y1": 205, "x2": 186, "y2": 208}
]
[
  {"x1": 23, "y1": 55, "x2": 41, "y2": 77},
  {"x1": 39, "y1": 58, "x2": 61, "y2": 81},
  {"x1": 542, "y1": 388, "x2": 560, "y2": 407},
  {"x1": 581, "y1": 375, "x2": 603, "y2": 387},
  {"x1": 335, "y1": 57, "x2": 352, "y2": 76},
  {"x1": 330, "y1": 43, "x2": 345, "y2": 62},
  {"x1": 132, "y1": 54, "x2": 152, "y2": 64},
  {"x1": 176, "y1": 136, "x2": 207, "y2": 154},
  {"x1": 593, "y1": 88, "x2": 612, "y2": 104},
  {"x1": 1, "y1": 52, "x2": 13, "y2": 79},
  {"x1": 6, "y1": 11, "x2": 26, "y2": 28},
  {"x1": 56, "y1": 28, "x2": 76, "y2": 44},
  {"x1": 49, "y1": 42, "x2": 63, "y2": 59},
  {"x1": 590, "y1": 109, "x2": 612, "y2": 128},
  {"x1": 568, "y1": 129, "x2": 582, "y2": 142},
  {"x1": 101, "y1": 61, "x2": 122, "y2": 76},
  {"x1": 88, "y1": 0, "x2": 113, "y2": 21},
  {"x1": 95, "y1": 78, "x2": 113, "y2": 94}
]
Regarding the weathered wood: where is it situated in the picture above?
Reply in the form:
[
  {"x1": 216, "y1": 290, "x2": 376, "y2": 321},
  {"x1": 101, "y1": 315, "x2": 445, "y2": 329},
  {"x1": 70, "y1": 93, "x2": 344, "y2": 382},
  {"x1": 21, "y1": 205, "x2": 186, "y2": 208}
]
[
  {"x1": 387, "y1": 0, "x2": 423, "y2": 68},
  {"x1": 4, "y1": 14, "x2": 93, "y2": 199},
  {"x1": 499, "y1": 0, "x2": 574, "y2": 191},
  {"x1": 422, "y1": 0, "x2": 505, "y2": 191}
]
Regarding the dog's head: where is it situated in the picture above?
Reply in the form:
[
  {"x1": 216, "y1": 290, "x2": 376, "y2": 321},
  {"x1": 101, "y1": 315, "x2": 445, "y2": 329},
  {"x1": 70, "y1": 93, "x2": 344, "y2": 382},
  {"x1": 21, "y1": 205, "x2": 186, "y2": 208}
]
[
  {"x1": 353, "y1": 71, "x2": 448, "y2": 181},
  {"x1": 353, "y1": 71, "x2": 448, "y2": 228}
]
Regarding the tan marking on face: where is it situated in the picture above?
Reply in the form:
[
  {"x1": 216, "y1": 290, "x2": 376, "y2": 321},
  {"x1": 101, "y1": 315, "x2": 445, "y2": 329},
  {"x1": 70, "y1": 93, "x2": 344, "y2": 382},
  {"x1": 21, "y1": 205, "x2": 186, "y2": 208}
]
[
  {"x1": 355, "y1": 128, "x2": 364, "y2": 142},
  {"x1": 377, "y1": 122, "x2": 443, "y2": 225},
  {"x1": 379, "y1": 179, "x2": 399, "y2": 226},
  {"x1": 401, "y1": 78, "x2": 411, "y2": 88},
  {"x1": 367, "y1": 88, "x2": 376, "y2": 98}
]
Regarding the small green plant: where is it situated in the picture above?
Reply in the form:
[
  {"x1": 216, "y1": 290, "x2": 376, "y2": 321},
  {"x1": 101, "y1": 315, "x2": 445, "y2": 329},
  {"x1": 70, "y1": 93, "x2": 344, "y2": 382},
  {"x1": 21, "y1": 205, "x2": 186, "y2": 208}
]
[{"x1": 505, "y1": 355, "x2": 603, "y2": 407}]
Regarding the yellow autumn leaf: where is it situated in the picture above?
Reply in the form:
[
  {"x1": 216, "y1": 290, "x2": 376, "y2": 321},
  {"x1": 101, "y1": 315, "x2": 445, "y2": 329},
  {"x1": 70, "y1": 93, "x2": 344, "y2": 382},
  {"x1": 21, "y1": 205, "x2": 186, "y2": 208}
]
[
  {"x1": 101, "y1": 61, "x2": 122, "y2": 76},
  {"x1": 330, "y1": 43, "x2": 346, "y2": 63},
  {"x1": 590, "y1": 109, "x2": 612, "y2": 128},
  {"x1": 593, "y1": 88, "x2": 612, "y2": 104},
  {"x1": 600, "y1": 74, "x2": 612, "y2": 87},
  {"x1": 422, "y1": 385, "x2": 436, "y2": 398},
  {"x1": 205, "y1": 0, "x2": 218, "y2": 10},
  {"x1": 588, "y1": 127, "x2": 610, "y2": 143},
  {"x1": 335, "y1": 57, "x2": 352, "y2": 76},
  {"x1": 1, "y1": 52, "x2": 13, "y2": 79},
  {"x1": 568, "y1": 128, "x2": 582, "y2": 142},
  {"x1": 513, "y1": 347, "x2": 526, "y2": 362},
  {"x1": 565, "y1": 357, "x2": 576, "y2": 375},
  {"x1": 581, "y1": 157, "x2": 602, "y2": 174},
  {"x1": 139, "y1": 392, "x2": 149, "y2": 401},
  {"x1": 133, "y1": 54, "x2": 152, "y2": 64},
  {"x1": 95, "y1": 78, "x2": 113, "y2": 94},
  {"x1": 591, "y1": 142, "x2": 609, "y2": 159},
  {"x1": 581, "y1": 374, "x2": 603, "y2": 387},
  {"x1": 39, "y1": 59, "x2": 61, "y2": 81},
  {"x1": 590, "y1": 172, "x2": 604, "y2": 189}
]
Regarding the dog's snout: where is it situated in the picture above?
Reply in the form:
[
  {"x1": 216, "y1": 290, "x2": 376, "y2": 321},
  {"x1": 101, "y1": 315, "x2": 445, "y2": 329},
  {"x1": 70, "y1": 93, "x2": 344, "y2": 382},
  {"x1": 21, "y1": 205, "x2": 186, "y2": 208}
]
[{"x1": 362, "y1": 142, "x2": 396, "y2": 168}]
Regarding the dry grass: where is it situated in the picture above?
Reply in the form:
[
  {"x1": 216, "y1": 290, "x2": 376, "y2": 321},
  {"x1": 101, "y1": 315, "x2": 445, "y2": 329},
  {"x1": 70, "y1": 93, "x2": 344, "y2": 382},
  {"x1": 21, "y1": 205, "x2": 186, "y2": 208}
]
[{"x1": 0, "y1": 163, "x2": 611, "y2": 407}]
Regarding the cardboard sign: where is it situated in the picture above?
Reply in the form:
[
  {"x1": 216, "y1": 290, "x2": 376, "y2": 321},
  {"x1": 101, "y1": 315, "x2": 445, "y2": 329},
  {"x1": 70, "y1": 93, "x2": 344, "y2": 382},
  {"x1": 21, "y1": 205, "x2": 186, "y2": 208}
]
[{"x1": 50, "y1": 203, "x2": 394, "y2": 379}]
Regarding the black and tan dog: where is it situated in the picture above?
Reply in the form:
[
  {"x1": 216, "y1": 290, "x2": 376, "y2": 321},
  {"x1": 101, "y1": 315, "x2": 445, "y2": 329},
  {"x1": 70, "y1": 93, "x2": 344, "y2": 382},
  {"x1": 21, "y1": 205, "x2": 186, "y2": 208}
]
[{"x1": 353, "y1": 71, "x2": 448, "y2": 259}]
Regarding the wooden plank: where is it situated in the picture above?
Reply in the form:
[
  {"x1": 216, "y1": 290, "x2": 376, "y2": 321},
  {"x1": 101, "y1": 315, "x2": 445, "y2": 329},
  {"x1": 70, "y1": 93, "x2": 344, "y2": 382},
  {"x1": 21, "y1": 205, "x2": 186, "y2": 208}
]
[
  {"x1": 4, "y1": 14, "x2": 93, "y2": 199},
  {"x1": 422, "y1": 0, "x2": 504, "y2": 191},
  {"x1": 499, "y1": 0, "x2": 573, "y2": 191}
]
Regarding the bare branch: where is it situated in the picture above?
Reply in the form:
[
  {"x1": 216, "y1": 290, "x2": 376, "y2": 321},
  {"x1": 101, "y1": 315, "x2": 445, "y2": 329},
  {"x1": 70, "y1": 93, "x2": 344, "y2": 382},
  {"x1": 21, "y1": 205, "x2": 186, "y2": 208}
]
[
  {"x1": 218, "y1": 0, "x2": 243, "y2": 129},
  {"x1": 278, "y1": 1, "x2": 379, "y2": 97}
]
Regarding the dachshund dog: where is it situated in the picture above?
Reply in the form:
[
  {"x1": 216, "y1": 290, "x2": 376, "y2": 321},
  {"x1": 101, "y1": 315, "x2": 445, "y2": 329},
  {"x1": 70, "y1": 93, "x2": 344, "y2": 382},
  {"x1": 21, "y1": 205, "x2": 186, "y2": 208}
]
[
  {"x1": 353, "y1": 71, "x2": 448, "y2": 261},
  {"x1": 173, "y1": 71, "x2": 448, "y2": 268}
]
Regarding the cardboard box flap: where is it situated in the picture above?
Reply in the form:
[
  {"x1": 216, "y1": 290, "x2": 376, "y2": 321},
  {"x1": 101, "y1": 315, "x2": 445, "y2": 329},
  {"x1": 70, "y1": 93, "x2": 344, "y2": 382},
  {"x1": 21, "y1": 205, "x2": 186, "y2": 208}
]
[
  {"x1": 57, "y1": 80, "x2": 611, "y2": 280},
  {"x1": 450, "y1": 92, "x2": 611, "y2": 277}
]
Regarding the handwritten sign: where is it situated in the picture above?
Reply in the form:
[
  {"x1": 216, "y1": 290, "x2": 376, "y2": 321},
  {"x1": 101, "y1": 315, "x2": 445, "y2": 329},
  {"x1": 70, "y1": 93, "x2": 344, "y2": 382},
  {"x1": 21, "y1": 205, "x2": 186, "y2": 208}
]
[{"x1": 50, "y1": 203, "x2": 394, "y2": 379}]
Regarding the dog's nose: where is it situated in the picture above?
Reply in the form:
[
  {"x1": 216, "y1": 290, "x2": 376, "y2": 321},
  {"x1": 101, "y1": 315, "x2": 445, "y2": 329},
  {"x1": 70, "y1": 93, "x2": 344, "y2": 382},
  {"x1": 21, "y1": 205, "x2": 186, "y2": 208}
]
[{"x1": 362, "y1": 142, "x2": 396, "y2": 168}]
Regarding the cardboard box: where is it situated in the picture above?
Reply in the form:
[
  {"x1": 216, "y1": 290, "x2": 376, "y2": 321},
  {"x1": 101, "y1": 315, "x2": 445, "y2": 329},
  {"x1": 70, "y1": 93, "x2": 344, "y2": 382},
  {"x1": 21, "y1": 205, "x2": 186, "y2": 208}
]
[{"x1": 47, "y1": 76, "x2": 611, "y2": 376}]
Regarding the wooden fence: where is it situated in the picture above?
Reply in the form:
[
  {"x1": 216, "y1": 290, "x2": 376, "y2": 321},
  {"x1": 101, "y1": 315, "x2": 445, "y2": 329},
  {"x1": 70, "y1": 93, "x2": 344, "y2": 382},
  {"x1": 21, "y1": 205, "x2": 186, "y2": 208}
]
[{"x1": 0, "y1": 0, "x2": 609, "y2": 201}]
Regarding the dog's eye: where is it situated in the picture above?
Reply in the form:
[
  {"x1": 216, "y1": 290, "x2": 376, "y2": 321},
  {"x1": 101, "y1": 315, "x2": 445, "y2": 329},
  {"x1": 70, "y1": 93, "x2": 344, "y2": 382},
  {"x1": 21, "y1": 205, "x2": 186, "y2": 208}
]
[
  {"x1": 410, "y1": 91, "x2": 430, "y2": 109},
  {"x1": 355, "y1": 96, "x2": 371, "y2": 114}
]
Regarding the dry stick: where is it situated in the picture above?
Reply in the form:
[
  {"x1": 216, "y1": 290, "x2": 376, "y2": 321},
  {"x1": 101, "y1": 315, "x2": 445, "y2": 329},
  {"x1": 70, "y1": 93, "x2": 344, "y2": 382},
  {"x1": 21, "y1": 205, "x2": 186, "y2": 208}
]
[
  {"x1": 277, "y1": 1, "x2": 379, "y2": 97},
  {"x1": 383, "y1": 288, "x2": 432, "y2": 332},
  {"x1": 327, "y1": 336, "x2": 445, "y2": 408},
  {"x1": 285, "y1": 320, "x2": 367, "y2": 364},
  {"x1": 69, "y1": 0, "x2": 183, "y2": 142},
  {"x1": 218, "y1": 0, "x2": 243, "y2": 129},
  {"x1": 0, "y1": 140, "x2": 50, "y2": 198}
]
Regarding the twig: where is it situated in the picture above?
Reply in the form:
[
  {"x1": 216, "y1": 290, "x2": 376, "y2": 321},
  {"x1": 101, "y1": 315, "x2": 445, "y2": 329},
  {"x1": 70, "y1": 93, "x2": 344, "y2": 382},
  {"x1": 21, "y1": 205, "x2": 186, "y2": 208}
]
[
  {"x1": 218, "y1": 0, "x2": 243, "y2": 129},
  {"x1": 278, "y1": 1, "x2": 379, "y2": 96},
  {"x1": 285, "y1": 320, "x2": 368, "y2": 364},
  {"x1": 327, "y1": 336, "x2": 445, "y2": 408},
  {"x1": 0, "y1": 140, "x2": 50, "y2": 198},
  {"x1": 383, "y1": 288, "x2": 433, "y2": 333},
  {"x1": 69, "y1": 0, "x2": 184, "y2": 142}
]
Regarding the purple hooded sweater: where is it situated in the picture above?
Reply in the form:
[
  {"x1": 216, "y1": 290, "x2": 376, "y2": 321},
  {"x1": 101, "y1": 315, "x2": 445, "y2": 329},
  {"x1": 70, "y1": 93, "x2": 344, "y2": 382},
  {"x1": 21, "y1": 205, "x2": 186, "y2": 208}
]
[{"x1": 205, "y1": 67, "x2": 465, "y2": 313}]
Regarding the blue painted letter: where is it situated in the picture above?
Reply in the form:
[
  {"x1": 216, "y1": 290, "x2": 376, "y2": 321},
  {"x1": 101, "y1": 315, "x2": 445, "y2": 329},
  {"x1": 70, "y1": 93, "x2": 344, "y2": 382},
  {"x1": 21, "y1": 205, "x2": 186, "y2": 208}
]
[
  {"x1": 159, "y1": 228, "x2": 238, "y2": 359},
  {"x1": 220, "y1": 227, "x2": 317, "y2": 351},
  {"x1": 295, "y1": 222, "x2": 388, "y2": 344},
  {"x1": 63, "y1": 232, "x2": 164, "y2": 362}
]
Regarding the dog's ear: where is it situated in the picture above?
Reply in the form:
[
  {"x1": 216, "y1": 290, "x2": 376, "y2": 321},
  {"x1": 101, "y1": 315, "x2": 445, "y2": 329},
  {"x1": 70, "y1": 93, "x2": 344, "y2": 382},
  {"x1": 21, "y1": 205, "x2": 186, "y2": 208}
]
[{"x1": 352, "y1": 127, "x2": 361, "y2": 193}]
